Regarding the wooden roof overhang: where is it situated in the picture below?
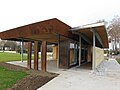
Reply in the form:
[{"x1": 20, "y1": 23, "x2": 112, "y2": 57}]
[
  {"x1": 0, "y1": 18, "x2": 77, "y2": 43},
  {"x1": 70, "y1": 22, "x2": 109, "y2": 48}
]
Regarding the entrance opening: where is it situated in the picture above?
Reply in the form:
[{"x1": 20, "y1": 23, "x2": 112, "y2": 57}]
[
  {"x1": 79, "y1": 45, "x2": 92, "y2": 70},
  {"x1": 81, "y1": 45, "x2": 88, "y2": 64},
  {"x1": 46, "y1": 43, "x2": 59, "y2": 73}
]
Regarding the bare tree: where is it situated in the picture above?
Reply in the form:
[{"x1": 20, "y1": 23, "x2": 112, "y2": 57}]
[
  {"x1": 4, "y1": 41, "x2": 17, "y2": 51},
  {"x1": 108, "y1": 15, "x2": 120, "y2": 54},
  {"x1": 0, "y1": 40, "x2": 18, "y2": 51},
  {"x1": 0, "y1": 40, "x2": 6, "y2": 52}
]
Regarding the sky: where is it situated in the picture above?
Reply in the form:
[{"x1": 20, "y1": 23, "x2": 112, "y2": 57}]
[{"x1": 0, "y1": 0, "x2": 120, "y2": 32}]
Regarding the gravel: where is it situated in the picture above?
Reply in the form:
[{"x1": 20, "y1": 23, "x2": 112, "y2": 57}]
[{"x1": 94, "y1": 59, "x2": 120, "y2": 75}]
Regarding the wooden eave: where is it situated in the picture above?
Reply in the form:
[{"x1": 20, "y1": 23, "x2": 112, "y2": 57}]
[
  {"x1": 70, "y1": 23, "x2": 109, "y2": 48},
  {"x1": 0, "y1": 18, "x2": 77, "y2": 43}
]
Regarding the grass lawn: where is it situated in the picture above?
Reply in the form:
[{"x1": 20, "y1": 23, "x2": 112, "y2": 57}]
[
  {"x1": 0, "y1": 52, "x2": 37, "y2": 62},
  {"x1": 0, "y1": 52, "x2": 28, "y2": 62},
  {"x1": 0, "y1": 66, "x2": 27, "y2": 90},
  {"x1": 116, "y1": 59, "x2": 120, "y2": 64}
]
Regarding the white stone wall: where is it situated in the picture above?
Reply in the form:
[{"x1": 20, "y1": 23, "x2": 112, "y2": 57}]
[
  {"x1": 92, "y1": 47, "x2": 104, "y2": 69},
  {"x1": 95, "y1": 47, "x2": 104, "y2": 67}
]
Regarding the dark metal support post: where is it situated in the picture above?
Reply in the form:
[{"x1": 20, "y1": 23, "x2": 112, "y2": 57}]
[
  {"x1": 57, "y1": 34, "x2": 60, "y2": 68},
  {"x1": 79, "y1": 34, "x2": 81, "y2": 66}
]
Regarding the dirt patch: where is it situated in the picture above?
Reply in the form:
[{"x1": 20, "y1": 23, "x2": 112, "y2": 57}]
[
  {"x1": 0, "y1": 62, "x2": 29, "y2": 72},
  {"x1": 0, "y1": 62, "x2": 58, "y2": 90},
  {"x1": 7, "y1": 75, "x2": 55, "y2": 90}
]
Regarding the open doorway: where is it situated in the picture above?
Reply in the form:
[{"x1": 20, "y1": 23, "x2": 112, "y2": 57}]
[
  {"x1": 81, "y1": 45, "x2": 88, "y2": 64},
  {"x1": 79, "y1": 45, "x2": 92, "y2": 70},
  {"x1": 46, "y1": 43, "x2": 59, "y2": 73}
]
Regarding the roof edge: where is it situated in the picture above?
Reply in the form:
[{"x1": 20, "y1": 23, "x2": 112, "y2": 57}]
[{"x1": 70, "y1": 22, "x2": 105, "y2": 31}]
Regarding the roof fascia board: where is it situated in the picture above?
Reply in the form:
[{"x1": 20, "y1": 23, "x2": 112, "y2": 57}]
[{"x1": 70, "y1": 22, "x2": 105, "y2": 31}]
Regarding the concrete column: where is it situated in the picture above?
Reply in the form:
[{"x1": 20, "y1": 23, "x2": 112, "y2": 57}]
[
  {"x1": 34, "y1": 41, "x2": 38, "y2": 70},
  {"x1": 93, "y1": 30, "x2": 96, "y2": 71},
  {"x1": 21, "y1": 40, "x2": 24, "y2": 62},
  {"x1": 79, "y1": 34, "x2": 81, "y2": 66},
  {"x1": 41, "y1": 41, "x2": 47, "y2": 72},
  {"x1": 27, "y1": 42, "x2": 32, "y2": 69}
]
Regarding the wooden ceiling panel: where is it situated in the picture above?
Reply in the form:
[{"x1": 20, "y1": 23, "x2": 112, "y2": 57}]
[{"x1": 74, "y1": 25, "x2": 108, "y2": 48}]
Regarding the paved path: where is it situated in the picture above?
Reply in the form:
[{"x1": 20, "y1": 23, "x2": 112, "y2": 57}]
[
  {"x1": 38, "y1": 67, "x2": 120, "y2": 90},
  {"x1": 7, "y1": 60, "x2": 120, "y2": 90}
]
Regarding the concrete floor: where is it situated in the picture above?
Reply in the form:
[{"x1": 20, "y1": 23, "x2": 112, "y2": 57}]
[
  {"x1": 38, "y1": 67, "x2": 120, "y2": 90},
  {"x1": 7, "y1": 60, "x2": 92, "y2": 73},
  {"x1": 7, "y1": 60, "x2": 66, "y2": 73},
  {"x1": 7, "y1": 60, "x2": 120, "y2": 90}
]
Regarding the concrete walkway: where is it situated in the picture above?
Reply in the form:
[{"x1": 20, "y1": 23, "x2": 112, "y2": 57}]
[
  {"x1": 7, "y1": 61, "x2": 120, "y2": 90},
  {"x1": 38, "y1": 67, "x2": 120, "y2": 90}
]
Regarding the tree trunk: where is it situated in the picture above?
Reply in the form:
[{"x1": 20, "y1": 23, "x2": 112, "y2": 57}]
[
  {"x1": 112, "y1": 40, "x2": 114, "y2": 51},
  {"x1": 3, "y1": 46, "x2": 5, "y2": 52},
  {"x1": 115, "y1": 39, "x2": 118, "y2": 54},
  {"x1": 119, "y1": 38, "x2": 120, "y2": 54}
]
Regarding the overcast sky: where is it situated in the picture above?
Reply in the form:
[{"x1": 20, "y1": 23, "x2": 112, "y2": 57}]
[{"x1": 0, "y1": 0, "x2": 120, "y2": 32}]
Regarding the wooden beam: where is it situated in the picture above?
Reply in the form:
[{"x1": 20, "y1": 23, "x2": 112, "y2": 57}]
[
  {"x1": 41, "y1": 41, "x2": 47, "y2": 72},
  {"x1": 80, "y1": 33, "x2": 92, "y2": 45},
  {"x1": 95, "y1": 31, "x2": 103, "y2": 47},
  {"x1": 27, "y1": 42, "x2": 32, "y2": 69},
  {"x1": 72, "y1": 31, "x2": 92, "y2": 44},
  {"x1": 34, "y1": 41, "x2": 39, "y2": 70}
]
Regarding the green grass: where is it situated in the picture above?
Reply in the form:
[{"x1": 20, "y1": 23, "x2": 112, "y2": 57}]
[
  {"x1": 0, "y1": 52, "x2": 28, "y2": 62},
  {"x1": 0, "y1": 66, "x2": 27, "y2": 90},
  {"x1": 0, "y1": 52, "x2": 41, "y2": 62},
  {"x1": 116, "y1": 59, "x2": 120, "y2": 64}
]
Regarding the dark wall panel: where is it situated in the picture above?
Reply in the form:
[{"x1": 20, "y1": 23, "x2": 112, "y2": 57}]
[{"x1": 59, "y1": 40, "x2": 70, "y2": 69}]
